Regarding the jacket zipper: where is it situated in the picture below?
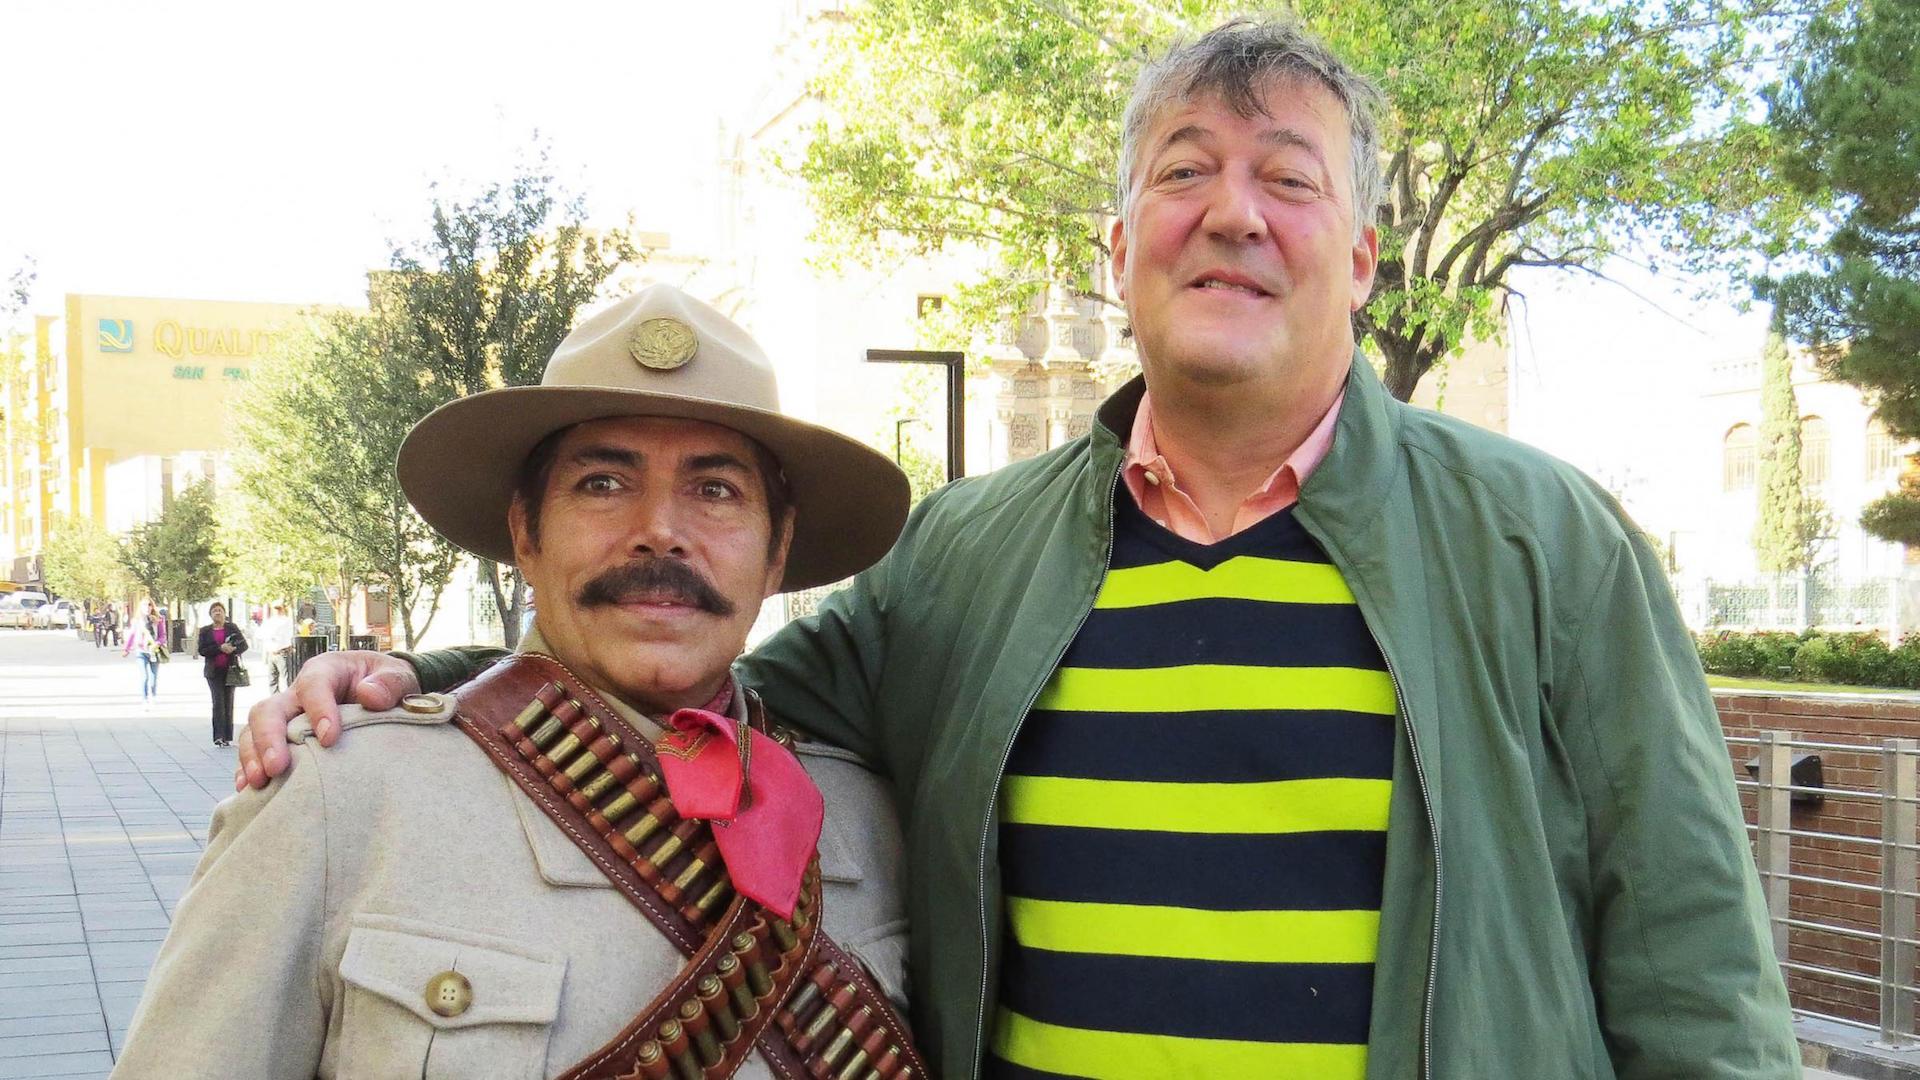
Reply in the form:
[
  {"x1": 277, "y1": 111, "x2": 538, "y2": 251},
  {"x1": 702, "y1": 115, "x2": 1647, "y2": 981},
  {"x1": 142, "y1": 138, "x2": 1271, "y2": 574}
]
[
  {"x1": 968, "y1": 462, "x2": 1120, "y2": 1080},
  {"x1": 1295, "y1": 509, "x2": 1440, "y2": 1079},
  {"x1": 1364, "y1": 621, "x2": 1440, "y2": 1080}
]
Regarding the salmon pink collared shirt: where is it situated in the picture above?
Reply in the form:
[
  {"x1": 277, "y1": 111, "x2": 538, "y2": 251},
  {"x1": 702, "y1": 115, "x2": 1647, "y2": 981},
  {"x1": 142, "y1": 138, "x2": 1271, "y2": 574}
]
[{"x1": 1122, "y1": 388, "x2": 1345, "y2": 544}]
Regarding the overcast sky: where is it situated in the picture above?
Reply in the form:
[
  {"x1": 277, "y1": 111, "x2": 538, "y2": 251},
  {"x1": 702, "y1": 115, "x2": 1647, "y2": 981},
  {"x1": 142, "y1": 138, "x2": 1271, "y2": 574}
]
[
  {"x1": 2, "y1": 0, "x2": 776, "y2": 307},
  {"x1": 2, "y1": 0, "x2": 1775, "y2": 504}
]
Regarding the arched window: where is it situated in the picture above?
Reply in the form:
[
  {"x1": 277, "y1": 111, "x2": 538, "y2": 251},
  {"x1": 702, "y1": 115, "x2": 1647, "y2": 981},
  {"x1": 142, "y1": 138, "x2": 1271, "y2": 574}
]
[
  {"x1": 1867, "y1": 414, "x2": 1901, "y2": 477},
  {"x1": 1801, "y1": 415, "x2": 1829, "y2": 486},
  {"x1": 1723, "y1": 424, "x2": 1756, "y2": 491}
]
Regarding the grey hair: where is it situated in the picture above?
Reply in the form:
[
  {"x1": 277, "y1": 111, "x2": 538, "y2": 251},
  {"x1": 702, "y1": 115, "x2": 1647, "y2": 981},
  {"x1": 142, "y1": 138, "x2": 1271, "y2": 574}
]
[{"x1": 1116, "y1": 17, "x2": 1386, "y2": 240}]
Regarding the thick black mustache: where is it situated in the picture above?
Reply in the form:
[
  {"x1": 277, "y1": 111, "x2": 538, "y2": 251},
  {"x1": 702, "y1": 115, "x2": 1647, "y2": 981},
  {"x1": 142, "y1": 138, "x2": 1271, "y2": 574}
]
[{"x1": 576, "y1": 559, "x2": 736, "y2": 617}]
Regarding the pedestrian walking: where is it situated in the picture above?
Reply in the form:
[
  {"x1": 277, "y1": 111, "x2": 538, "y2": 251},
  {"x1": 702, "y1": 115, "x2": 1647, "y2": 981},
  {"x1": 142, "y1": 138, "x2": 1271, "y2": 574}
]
[
  {"x1": 255, "y1": 603, "x2": 294, "y2": 693},
  {"x1": 121, "y1": 600, "x2": 164, "y2": 707},
  {"x1": 196, "y1": 603, "x2": 247, "y2": 747},
  {"x1": 106, "y1": 602, "x2": 121, "y2": 647}
]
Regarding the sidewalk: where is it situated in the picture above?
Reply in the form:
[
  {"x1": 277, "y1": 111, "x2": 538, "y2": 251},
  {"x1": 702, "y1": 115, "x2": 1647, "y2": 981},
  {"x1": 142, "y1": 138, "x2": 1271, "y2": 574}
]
[{"x1": 0, "y1": 628, "x2": 259, "y2": 1079}]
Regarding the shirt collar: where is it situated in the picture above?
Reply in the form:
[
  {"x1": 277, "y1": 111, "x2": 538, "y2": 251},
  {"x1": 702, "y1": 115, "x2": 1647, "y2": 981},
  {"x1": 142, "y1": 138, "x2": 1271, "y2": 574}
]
[{"x1": 1123, "y1": 386, "x2": 1345, "y2": 500}]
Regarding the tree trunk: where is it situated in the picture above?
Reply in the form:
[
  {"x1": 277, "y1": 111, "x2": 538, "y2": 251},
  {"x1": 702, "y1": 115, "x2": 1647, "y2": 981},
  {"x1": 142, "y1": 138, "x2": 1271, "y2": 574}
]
[
  {"x1": 396, "y1": 577, "x2": 416, "y2": 651},
  {"x1": 337, "y1": 573, "x2": 355, "y2": 640},
  {"x1": 483, "y1": 560, "x2": 525, "y2": 648},
  {"x1": 412, "y1": 580, "x2": 445, "y2": 649},
  {"x1": 1372, "y1": 333, "x2": 1429, "y2": 403}
]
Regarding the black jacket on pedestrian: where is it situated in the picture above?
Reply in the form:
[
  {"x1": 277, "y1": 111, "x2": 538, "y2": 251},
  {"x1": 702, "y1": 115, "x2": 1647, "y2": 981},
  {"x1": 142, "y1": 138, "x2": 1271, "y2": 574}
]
[{"x1": 195, "y1": 622, "x2": 248, "y2": 679}]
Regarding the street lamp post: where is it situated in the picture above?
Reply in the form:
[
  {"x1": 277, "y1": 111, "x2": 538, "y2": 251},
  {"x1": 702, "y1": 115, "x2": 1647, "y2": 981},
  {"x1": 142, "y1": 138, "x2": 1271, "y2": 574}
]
[{"x1": 865, "y1": 349, "x2": 964, "y2": 482}]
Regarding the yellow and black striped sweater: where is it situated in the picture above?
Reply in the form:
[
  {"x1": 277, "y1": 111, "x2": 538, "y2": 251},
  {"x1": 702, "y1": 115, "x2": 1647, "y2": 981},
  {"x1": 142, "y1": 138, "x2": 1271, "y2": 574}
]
[{"x1": 988, "y1": 494, "x2": 1395, "y2": 1079}]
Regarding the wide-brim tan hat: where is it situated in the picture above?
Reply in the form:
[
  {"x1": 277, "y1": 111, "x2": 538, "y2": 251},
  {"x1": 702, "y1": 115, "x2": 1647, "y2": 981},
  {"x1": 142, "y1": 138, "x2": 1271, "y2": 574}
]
[{"x1": 397, "y1": 284, "x2": 910, "y2": 591}]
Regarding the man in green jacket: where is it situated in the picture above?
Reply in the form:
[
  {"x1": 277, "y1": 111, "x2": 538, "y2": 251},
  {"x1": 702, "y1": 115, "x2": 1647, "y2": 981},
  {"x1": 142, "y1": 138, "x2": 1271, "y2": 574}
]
[{"x1": 238, "y1": 17, "x2": 1796, "y2": 1079}]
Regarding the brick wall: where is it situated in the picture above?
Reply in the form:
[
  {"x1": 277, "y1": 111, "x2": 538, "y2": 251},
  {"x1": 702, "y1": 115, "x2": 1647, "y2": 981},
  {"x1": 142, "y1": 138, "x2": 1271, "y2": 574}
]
[{"x1": 1716, "y1": 691, "x2": 1920, "y2": 1031}]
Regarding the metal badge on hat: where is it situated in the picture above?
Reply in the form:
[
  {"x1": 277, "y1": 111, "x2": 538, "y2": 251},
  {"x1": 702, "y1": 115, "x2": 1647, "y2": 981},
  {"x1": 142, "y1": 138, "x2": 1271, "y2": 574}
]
[{"x1": 629, "y1": 317, "x2": 698, "y2": 370}]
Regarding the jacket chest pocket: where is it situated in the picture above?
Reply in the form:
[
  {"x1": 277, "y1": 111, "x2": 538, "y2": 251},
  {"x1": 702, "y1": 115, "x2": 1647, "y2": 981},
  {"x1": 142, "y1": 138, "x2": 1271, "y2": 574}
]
[{"x1": 337, "y1": 914, "x2": 567, "y2": 1080}]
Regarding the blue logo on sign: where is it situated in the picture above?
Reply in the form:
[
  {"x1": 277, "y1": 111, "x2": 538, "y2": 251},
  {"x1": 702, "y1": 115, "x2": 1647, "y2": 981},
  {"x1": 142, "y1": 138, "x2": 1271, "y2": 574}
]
[{"x1": 98, "y1": 319, "x2": 134, "y2": 353}]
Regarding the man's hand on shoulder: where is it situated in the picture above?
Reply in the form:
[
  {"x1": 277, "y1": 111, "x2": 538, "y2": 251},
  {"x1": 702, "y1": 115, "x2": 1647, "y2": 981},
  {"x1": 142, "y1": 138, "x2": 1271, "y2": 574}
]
[{"x1": 234, "y1": 651, "x2": 421, "y2": 791}]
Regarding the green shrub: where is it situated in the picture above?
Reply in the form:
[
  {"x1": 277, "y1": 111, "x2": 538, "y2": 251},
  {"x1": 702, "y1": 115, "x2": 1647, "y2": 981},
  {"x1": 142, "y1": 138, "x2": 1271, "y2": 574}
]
[
  {"x1": 1700, "y1": 628, "x2": 1914, "y2": 687},
  {"x1": 1698, "y1": 630, "x2": 1802, "y2": 677},
  {"x1": 1825, "y1": 632, "x2": 1894, "y2": 685},
  {"x1": 1893, "y1": 633, "x2": 1920, "y2": 688},
  {"x1": 1789, "y1": 636, "x2": 1837, "y2": 682}
]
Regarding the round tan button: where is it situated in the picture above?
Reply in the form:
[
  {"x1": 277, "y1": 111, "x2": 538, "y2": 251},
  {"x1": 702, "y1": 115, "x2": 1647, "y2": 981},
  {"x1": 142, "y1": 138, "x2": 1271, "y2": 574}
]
[
  {"x1": 424, "y1": 970, "x2": 471, "y2": 1017},
  {"x1": 400, "y1": 693, "x2": 445, "y2": 715}
]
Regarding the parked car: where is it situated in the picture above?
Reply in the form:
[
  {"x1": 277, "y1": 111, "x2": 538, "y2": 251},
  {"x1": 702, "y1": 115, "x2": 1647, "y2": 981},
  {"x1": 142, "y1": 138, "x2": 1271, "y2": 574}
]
[
  {"x1": 0, "y1": 592, "x2": 48, "y2": 629},
  {"x1": 33, "y1": 599, "x2": 80, "y2": 629}
]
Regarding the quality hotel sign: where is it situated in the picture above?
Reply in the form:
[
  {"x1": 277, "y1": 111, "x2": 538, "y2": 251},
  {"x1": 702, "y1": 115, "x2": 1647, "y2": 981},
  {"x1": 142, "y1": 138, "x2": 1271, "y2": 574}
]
[{"x1": 96, "y1": 316, "x2": 273, "y2": 381}]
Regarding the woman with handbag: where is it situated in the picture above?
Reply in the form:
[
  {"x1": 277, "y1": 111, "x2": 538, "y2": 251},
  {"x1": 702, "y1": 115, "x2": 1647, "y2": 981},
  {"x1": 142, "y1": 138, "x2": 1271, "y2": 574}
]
[
  {"x1": 196, "y1": 602, "x2": 248, "y2": 747},
  {"x1": 122, "y1": 599, "x2": 164, "y2": 709}
]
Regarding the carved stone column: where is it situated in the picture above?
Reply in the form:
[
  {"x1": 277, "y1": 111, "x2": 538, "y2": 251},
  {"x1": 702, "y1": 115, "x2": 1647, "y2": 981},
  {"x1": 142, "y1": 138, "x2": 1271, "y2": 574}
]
[
  {"x1": 1029, "y1": 283, "x2": 1093, "y2": 449},
  {"x1": 1042, "y1": 283, "x2": 1083, "y2": 366},
  {"x1": 991, "y1": 356, "x2": 1049, "y2": 466},
  {"x1": 1045, "y1": 359, "x2": 1100, "y2": 449},
  {"x1": 979, "y1": 316, "x2": 1033, "y2": 467}
]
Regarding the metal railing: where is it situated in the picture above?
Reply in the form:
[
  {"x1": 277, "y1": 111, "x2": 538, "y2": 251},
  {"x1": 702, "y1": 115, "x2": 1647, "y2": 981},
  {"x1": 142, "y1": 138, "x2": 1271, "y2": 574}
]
[
  {"x1": 1729, "y1": 731, "x2": 1920, "y2": 1049},
  {"x1": 1704, "y1": 577, "x2": 1893, "y2": 630}
]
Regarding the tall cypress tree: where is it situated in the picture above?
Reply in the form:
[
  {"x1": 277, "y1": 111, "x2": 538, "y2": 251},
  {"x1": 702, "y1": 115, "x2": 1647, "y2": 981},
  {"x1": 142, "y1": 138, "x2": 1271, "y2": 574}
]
[
  {"x1": 1753, "y1": 311, "x2": 1824, "y2": 576},
  {"x1": 1768, "y1": 0, "x2": 1920, "y2": 548}
]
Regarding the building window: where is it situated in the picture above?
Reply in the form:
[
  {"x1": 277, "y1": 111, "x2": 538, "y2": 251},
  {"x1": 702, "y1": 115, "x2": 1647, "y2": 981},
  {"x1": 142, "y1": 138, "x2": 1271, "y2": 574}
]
[
  {"x1": 1801, "y1": 415, "x2": 1829, "y2": 486},
  {"x1": 915, "y1": 295, "x2": 945, "y2": 319},
  {"x1": 1868, "y1": 414, "x2": 1901, "y2": 477},
  {"x1": 1723, "y1": 424, "x2": 1756, "y2": 491}
]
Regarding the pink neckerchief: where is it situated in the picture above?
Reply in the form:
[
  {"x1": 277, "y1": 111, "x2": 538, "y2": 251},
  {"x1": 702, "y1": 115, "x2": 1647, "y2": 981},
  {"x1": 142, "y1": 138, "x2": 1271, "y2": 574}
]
[
  {"x1": 653, "y1": 677, "x2": 823, "y2": 920},
  {"x1": 1122, "y1": 387, "x2": 1344, "y2": 544}
]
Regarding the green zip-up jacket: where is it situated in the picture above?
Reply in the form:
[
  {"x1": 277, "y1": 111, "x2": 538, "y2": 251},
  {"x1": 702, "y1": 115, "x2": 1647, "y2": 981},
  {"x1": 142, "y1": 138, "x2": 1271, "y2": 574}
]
[{"x1": 409, "y1": 355, "x2": 1796, "y2": 1079}]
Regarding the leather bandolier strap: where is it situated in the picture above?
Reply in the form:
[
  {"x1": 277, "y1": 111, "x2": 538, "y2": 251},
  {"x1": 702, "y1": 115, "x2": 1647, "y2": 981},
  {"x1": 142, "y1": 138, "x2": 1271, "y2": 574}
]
[{"x1": 451, "y1": 653, "x2": 927, "y2": 1080}]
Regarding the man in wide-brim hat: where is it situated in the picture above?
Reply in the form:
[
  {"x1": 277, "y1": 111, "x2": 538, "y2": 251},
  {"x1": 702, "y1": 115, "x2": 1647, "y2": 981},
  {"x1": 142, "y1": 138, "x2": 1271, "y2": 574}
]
[{"x1": 113, "y1": 285, "x2": 926, "y2": 1080}]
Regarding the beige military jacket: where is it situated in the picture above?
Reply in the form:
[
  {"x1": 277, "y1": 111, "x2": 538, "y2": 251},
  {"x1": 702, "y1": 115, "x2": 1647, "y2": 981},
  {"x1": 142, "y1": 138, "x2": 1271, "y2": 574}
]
[{"x1": 112, "y1": 679, "x2": 909, "y2": 1079}]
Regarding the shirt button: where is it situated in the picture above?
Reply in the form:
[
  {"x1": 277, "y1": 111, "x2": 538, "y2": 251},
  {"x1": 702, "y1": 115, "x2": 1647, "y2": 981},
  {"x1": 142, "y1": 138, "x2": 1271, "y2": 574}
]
[{"x1": 425, "y1": 970, "x2": 472, "y2": 1017}]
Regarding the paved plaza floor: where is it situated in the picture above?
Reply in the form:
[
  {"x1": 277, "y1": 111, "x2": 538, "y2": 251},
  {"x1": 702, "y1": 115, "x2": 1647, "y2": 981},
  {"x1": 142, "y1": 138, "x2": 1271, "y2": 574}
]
[{"x1": 0, "y1": 627, "x2": 260, "y2": 1079}]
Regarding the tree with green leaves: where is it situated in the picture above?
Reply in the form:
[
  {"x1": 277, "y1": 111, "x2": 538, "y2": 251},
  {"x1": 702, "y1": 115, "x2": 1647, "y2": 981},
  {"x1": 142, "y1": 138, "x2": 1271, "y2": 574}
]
[
  {"x1": 42, "y1": 514, "x2": 129, "y2": 603},
  {"x1": 382, "y1": 159, "x2": 636, "y2": 647},
  {"x1": 1766, "y1": 0, "x2": 1920, "y2": 546},
  {"x1": 231, "y1": 312, "x2": 459, "y2": 650},
  {"x1": 116, "y1": 479, "x2": 224, "y2": 614},
  {"x1": 800, "y1": 0, "x2": 1825, "y2": 399},
  {"x1": 1752, "y1": 312, "x2": 1828, "y2": 577},
  {"x1": 153, "y1": 479, "x2": 225, "y2": 607},
  {"x1": 118, "y1": 520, "x2": 166, "y2": 609},
  {"x1": 216, "y1": 485, "x2": 335, "y2": 611}
]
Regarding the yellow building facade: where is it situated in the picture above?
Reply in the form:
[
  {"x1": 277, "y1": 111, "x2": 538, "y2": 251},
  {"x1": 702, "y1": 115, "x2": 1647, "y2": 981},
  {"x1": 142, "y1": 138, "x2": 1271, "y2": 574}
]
[{"x1": 2, "y1": 294, "x2": 312, "y2": 584}]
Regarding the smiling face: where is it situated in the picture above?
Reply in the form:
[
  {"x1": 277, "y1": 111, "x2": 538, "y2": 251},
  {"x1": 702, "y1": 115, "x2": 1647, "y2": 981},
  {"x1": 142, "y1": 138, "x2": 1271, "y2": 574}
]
[
  {"x1": 1112, "y1": 77, "x2": 1378, "y2": 396},
  {"x1": 508, "y1": 416, "x2": 792, "y2": 716}
]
